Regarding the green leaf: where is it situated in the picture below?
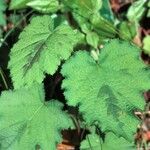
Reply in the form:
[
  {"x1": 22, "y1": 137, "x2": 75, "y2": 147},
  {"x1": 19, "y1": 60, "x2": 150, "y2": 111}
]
[
  {"x1": 0, "y1": 84, "x2": 72, "y2": 150},
  {"x1": 143, "y1": 35, "x2": 150, "y2": 55},
  {"x1": 26, "y1": 0, "x2": 59, "y2": 13},
  {"x1": 102, "y1": 133, "x2": 136, "y2": 150},
  {"x1": 10, "y1": 0, "x2": 59, "y2": 13},
  {"x1": 90, "y1": 14, "x2": 116, "y2": 38},
  {"x1": 8, "y1": 15, "x2": 80, "y2": 89},
  {"x1": 100, "y1": 0, "x2": 114, "y2": 22},
  {"x1": 86, "y1": 32, "x2": 99, "y2": 48},
  {"x1": 61, "y1": 40, "x2": 150, "y2": 141},
  {"x1": 0, "y1": 0, "x2": 6, "y2": 26},
  {"x1": 10, "y1": 0, "x2": 31, "y2": 9},
  {"x1": 63, "y1": 0, "x2": 102, "y2": 19},
  {"x1": 81, "y1": 133, "x2": 136, "y2": 150},
  {"x1": 80, "y1": 133, "x2": 101, "y2": 150},
  {"x1": 127, "y1": 0, "x2": 146, "y2": 22},
  {"x1": 63, "y1": 0, "x2": 116, "y2": 40},
  {"x1": 63, "y1": 0, "x2": 117, "y2": 44},
  {"x1": 118, "y1": 21, "x2": 136, "y2": 40}
]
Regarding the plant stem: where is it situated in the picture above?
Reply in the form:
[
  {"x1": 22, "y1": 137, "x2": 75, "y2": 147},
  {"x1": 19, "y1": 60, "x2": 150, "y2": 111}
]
[
  {"x1": 96, "y1": 126, "x2": 103, "y2": 150},
  {"x1": 87, "y1": 135, "x2": 93, "y2": 150},
  {"x1": 2, "y1": 10, "x2": 34, "y2": 47},
  {"x1": 0, "y1": 67, "x2": 8, "y2": 89}
]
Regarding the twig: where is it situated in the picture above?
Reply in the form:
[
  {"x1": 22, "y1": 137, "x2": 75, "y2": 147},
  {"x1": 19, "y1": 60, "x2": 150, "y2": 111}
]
[
  {"x1": 1, "y1": 10, "x2": 34, "y2": 47},
  {"x1": 0, "y1": 67, "x2": 8, "y2": 89}
]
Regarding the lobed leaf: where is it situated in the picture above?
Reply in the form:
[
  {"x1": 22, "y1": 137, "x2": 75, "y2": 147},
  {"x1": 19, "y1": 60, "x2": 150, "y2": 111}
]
[
  {"x1": 0, "y1": 84, "x2": 72, "y2": 150},
  {"x1": 8, "y1": 15, "x2": 80, "y2": 89},
  {"x1": 80, "y1": 132, "x2": 136, "y2": 150},
  {"x1": 61, "y1": 39, "x2": 150, "y2": 141}
]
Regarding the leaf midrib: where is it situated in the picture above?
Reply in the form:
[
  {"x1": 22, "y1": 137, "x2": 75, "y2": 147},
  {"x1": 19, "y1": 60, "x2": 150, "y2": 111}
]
[{"x1": 23, "y1": 30, "x2": 56, "y2": 76}]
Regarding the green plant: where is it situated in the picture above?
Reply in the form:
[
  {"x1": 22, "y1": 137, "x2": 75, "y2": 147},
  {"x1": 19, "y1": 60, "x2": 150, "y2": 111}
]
[
  {"x1": 143, "y1": 35, "x2": 150, "y2": 55},
  {"x1": 0, "y1": 84, "x2": 72, "y2": 149},
  {"x1": 0, "y1": 0, "x2": 6, "y2": 26},
  {"x1": 0, "y1": 0, "x2": 149, "y2": 149},
  {"x1": 8, "y1": 15, "x2": 81, "y2": 88},
  {"x1": 80, "y1": 132, "x2": 133, "y2": 150},
  {"x1": 61, "y1": 40, "x2": 149, "y2": 141}
]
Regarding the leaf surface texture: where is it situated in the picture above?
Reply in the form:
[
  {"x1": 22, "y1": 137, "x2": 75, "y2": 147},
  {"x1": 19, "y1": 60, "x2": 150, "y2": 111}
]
[
  {"x1": 61, "y1": 40, "x2": 150, "y2": 140},
  {"x1": 80, "y1": 133, "x2": 135, "y2": 150},
  {"x1": 0, "y1": 84, "x2": 72, "y2": 150},
  {"x1": 9, "y1": 15, "x2": 79, "y2": 88}
]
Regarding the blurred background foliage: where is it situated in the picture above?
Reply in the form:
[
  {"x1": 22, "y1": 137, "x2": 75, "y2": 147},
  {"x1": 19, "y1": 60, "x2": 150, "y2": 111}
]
[{"x1": 0, "y1": 0, "x2": 149, "y2": 149}]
